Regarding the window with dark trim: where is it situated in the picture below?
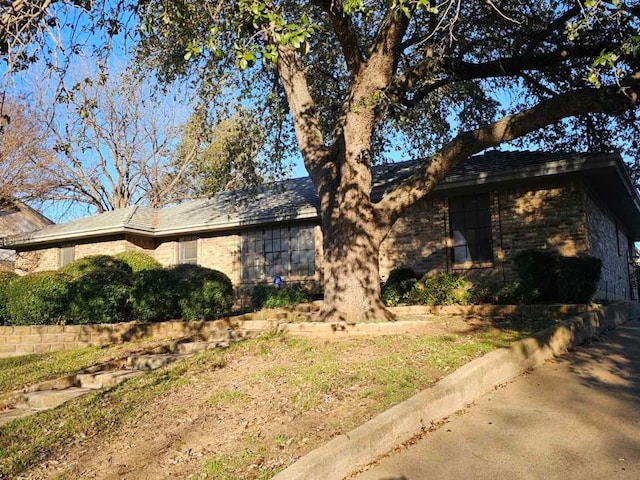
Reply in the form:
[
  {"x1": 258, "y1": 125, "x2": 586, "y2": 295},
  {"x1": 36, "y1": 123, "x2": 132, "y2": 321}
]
[
  {"x1": 59, "y1": 246, "x2": 76, "y2": 267},
  {"x1": 241, "y1": 225, "x2": 315, "y2": 281},
  {"x1": 177, "y1": 238, "x2": 198, "y2": 264},
  {"x1": 449, "y1": 194, "x2": 493, "y2": 264}
]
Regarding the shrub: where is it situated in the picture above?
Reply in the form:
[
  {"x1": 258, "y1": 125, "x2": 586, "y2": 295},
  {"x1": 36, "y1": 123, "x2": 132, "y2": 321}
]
[
  {"x1": 250, "y1": 284, "x2": 311, "y2": 310},
  {"x1": 171, "y1": 265, "x2": 233, "y2": 320},
  {"x1": 250, "y1": 284, "x2": 270, "y2": 310},
  {"x1": 515, "y1": 249, "x2": 602, "y2": 304},
  {"x1": 0, "y1": 271, "x2": 18, "y2": 325},
  {"x1": 381, "y1": 268, "x2": 418, "y2": 306},
  {"x1": 130, "y1": 269, "x2": 181, "y2": 322},
  {"x1": 60, "y1": 255, "x2": 132, "y2": 279},
  {"x1": 514, "y1": 250, "x2": 560, "y2": 302},
  {"x1": 5, "y1": 271, "x2": 72, "y2": 325},
  {"x1": 113, "y1": 251, "x2": 162, "y2": 272},
  {"x1": 557, "y1": 256, "x2": 602, "y2": 303},
  {"x1": 469, "y1": 280, "x2": 522, "y2": 305},
  {"x1": 407, "y1": 273, "x2": 472, "y2": 305},
  {"x1": 65, "y1": 267, "x2": 134, "y2": 324}
]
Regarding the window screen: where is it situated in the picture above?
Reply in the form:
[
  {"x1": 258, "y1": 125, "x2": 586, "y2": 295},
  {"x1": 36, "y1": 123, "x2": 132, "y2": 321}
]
[
  {"x1": 178, "y1": 238, "x2": 198, "y2": 264},
  {"x1": 449, "y1": 194, "x2": 493, "y2": 264}
]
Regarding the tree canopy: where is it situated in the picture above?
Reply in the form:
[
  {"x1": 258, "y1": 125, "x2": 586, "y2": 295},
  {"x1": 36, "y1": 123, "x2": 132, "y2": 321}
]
[{"x1": 2, "y1": 1, "x2": 640, "y2": 320}]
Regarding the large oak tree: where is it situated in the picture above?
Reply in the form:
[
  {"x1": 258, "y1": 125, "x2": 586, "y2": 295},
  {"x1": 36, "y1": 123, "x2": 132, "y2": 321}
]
[{"x1": 3, "y1": 1, "x2": 640, "y2": 321}]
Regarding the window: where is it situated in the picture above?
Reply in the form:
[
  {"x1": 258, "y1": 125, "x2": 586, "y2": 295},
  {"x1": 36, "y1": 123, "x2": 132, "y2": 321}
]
[
  {"x1": 449, "y1": 194, "x2": 493, "y2": 264},
  {"x1": 59, "y1": 246, "x2": 75, "y2": 267},
  {"x1": 241, "y1": 225, "x2": 315, "y2": 281},
  {"x1": 177, "y1": 238, "x2": 198, "y2": 264}
]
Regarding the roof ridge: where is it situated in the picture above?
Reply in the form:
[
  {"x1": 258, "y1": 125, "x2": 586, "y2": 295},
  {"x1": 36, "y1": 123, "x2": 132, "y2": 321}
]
[{"x1": 122, "y1": 205, "x2": 139, "y2": 226}]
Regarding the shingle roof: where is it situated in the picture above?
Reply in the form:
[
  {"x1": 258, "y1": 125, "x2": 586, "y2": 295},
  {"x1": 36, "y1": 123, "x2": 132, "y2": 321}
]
[{"x1": 3, "y1": 150, "x2": 635, "y2": 246}]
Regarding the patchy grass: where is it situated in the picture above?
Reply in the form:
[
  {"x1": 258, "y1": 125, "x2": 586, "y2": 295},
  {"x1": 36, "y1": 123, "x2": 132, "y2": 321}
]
[
  {"x1": 0, "y1": 338, "x2": 180, "y2": 395},
  {"x1": 0, "y1": 349, "x2": 227, "y2": 478},
  {"x1": 0, "y1": 314, "x2": 559, "y2": 479}
]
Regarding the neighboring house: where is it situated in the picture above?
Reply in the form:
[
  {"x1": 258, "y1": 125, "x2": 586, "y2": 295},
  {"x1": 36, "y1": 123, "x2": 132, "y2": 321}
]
[
  {"x1": 0, "y1": 199, "x2": 54, "y2": 271},
  {"x1": 4, "y1": 151, "x2": 640, "y2": 302}
]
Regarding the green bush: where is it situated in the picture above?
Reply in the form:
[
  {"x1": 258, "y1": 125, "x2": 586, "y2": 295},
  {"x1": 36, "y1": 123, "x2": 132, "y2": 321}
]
[
  {"x1": 66, "y1": 267, "x2": 134, "y2": 324},
  {"x1": 407, "y1": 273, "x2": 472, "y2": 305},
  {"x1": 171, "y1": 265, "x2": 233, "y2": 320},
  {"x1": 514, "y1": 250, "x2": 559, "y2": 302},
  {"x1": 0, "y1": 271, "x2": 18, "y2": 325},
  {"x1": 130, "y1": 269, "x2": 181, "y2": 322},
  {"x1": 60, "y1": 255, "x2": 132, "y2": 279},
  {"x1": 250, "y1": 284, "x2": 311, "y2": 310},
  {"x1": 469, "y1": 280, "x2": 522, "y2": 305},
  {"x1": 557, "y1": 256, "x2": 602, "y2": 303},
  {"x1": 5, "y1": 271, "x2": 72, "y2": 325},
  {"x1": 381, "y1": 268, "x2": 418, "y2": 306},
  {"x1": 514, "y1": 250, "x2": 602, "y2": 304},
  {"x1": 113, "y1": 251, "x2": 162, "y2": 272}
]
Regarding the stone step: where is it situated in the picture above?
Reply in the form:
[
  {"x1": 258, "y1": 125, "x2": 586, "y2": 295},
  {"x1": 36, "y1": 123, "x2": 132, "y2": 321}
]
[
  {"x1": 0, "y1": 407, "x2": 36, "y2": 427},
  {"x1": 171, "y1": 340, "x2": 230, "y2": 355},
  {"x1": 76, "y1": 369, "x2": 142, "y2": 389},
  {"x1": 15, "y1": 387, "x2": 93, "y2": 411},
  {"x1": 125, "y1": 353, "x2": 185, "y2": 370}
]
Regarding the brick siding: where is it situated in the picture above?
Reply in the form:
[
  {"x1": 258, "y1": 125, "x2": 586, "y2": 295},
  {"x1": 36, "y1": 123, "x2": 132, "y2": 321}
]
[{"x1": 585, "y1": 192, "x2": 635, "y2": 300}]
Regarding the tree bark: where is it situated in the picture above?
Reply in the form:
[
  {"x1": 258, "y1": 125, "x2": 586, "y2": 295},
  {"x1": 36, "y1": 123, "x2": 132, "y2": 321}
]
[{"x1": 316, "y1": 195, "x2": 394, "y2": 323}]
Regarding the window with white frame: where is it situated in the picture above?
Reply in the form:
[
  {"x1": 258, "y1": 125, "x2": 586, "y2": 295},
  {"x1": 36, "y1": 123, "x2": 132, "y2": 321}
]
[
  {"x1": 177, "y1": 238, "x2": 198, "y2": 264},
  {"x1": 241, "y1": 225, "x2": 315, "y2": 281}
]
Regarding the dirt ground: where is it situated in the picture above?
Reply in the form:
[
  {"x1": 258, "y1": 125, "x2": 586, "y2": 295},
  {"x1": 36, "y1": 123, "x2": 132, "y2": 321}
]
[{"x1": 17, "y1": 314, "x2": 535, "y2": 480}]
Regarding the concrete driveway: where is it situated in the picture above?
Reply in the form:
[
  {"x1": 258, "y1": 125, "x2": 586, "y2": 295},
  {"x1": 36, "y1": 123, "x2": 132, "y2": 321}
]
[{"x1": 355, "y1": 319, "x2": 640, "y2": 480}]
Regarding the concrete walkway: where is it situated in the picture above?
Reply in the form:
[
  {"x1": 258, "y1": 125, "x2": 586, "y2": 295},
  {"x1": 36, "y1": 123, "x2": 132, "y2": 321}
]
[{"x1": 356, "y1": 319, "x2": 640, "y2": 480}]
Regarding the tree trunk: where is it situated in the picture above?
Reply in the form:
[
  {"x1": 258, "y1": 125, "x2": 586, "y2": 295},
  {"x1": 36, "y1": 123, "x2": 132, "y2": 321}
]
[{"x1": 315, "y1": 202, "x2": 395, "y2": 323}]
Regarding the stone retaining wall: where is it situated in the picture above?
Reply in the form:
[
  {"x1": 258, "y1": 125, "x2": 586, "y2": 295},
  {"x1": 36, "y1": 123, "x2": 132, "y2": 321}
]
[
  {"x1": 0, "y1": 303, "x2": 598, "y2": 358},
  {"x1": 0, "y1": 319, "x2": 235, "y2": 358}
]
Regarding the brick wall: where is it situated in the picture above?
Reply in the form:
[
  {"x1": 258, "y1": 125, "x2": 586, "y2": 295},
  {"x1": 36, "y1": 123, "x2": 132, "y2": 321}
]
[
  {"x1": 380, "y1": 198, "x2": 448, "y2": 280},
  {"x1": 15, "y1": 236, "x2": 154, "y2": 274},
  {"x1": 15, "y1": 248, "x2": 58, "y2": 273},
  {"x1": 199, "y1": 235, "x2": 241, "y2": 284},
  {"x1": 378, "y1": 182, "x2": 593, "y2": 286},
  {"x1": 497, "y1": 182, "x2": 589, "y2": 282},
  {"x1": 585, "y1": 193, "x2": 634, "y2": 300}
]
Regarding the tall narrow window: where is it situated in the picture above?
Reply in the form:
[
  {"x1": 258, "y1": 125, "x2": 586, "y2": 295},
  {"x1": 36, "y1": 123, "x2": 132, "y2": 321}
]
[
  {"x1": 59, "y1": 246, "x2": 75, "y2": 267},
  {"x1": 449, "y1": 194, "x2": 493, "y2": 264},
  {"x1": 178, "y1": 238, "x2": 198, "y2": 264},
  {"x1": 241, "y1": 225, "x2": 316, "y2": 281}
]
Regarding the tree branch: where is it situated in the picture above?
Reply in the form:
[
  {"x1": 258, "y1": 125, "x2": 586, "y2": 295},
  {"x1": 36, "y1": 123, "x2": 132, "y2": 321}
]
[
  {"x1": 312, "y1": 0, "x2": 363, "y2": 77},
  {"x1": 275, "y1": 43, "x2": 329, "y2": 181},
  {"x1": 376, "y1": 71, "x2": 640, "y2": 225}
]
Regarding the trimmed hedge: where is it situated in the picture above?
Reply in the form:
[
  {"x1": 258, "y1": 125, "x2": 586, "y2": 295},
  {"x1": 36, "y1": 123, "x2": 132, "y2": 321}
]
[
  {"x1": 61, "y1": 255, "x2": 132, "y2": 279},
  {"x1": 66, "y1": 267, "x2": 134, "y2": 324},
  {"x1": 252, "y1": 284, "x2": 311, "y2": 310},
  {"x1": 5, "y1": 271, "x2": 72, "y2": 325},
  {"x1": 0, "y1": 271, "x2": 18, "y2": 325},
  {"x1": 171, "y1": 265, "x2": 234, "y2": 321},
  {"x1": 130, "y1": 269, "x2": 181, "y2": 322},
  {"x1": 558, "y1": 255, "x2": 602, "y2": 303},
  {"x1": 3, "y1": 256, "x2": 234, "y2": 325},
  {"x1": 514, "y1": 250, "x2": 559, "y2": 302},
  {"x1": 514, "y1": 249, "x2": 601, "y2": 303},
  {"x1": 114, "y1": 251, "x2": 162, "y2": 272}
]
